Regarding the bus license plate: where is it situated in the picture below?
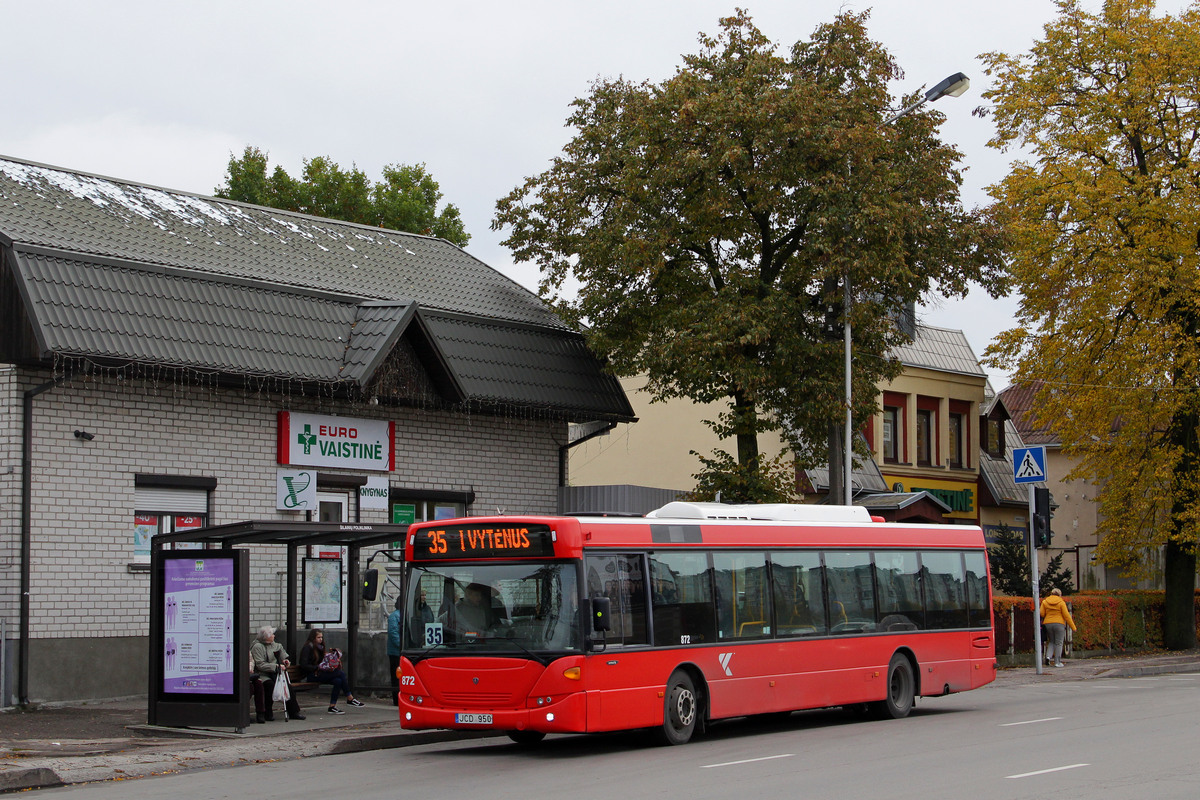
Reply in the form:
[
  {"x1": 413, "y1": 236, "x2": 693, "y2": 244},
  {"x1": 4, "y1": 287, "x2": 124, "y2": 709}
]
[{"x1": 456, "y1": 713, "x2": 492, "y2": 725}]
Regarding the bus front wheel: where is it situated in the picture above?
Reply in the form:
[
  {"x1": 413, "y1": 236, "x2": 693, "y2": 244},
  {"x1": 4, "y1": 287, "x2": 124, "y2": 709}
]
[
  {"x1": 872, "y1": 654, "x2": 915, "y2": 719},
  {"x1": 656, "y1": 671, "x2": 698, "y2": 745},
  {"x1": 507, "y1": 730, "x2": 546, "y2": 746}
]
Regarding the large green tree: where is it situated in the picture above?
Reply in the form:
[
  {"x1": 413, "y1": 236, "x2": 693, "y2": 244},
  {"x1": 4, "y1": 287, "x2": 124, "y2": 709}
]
[
  {"x1": 216, "y1": 147, "x2": 470, "y2": 247},
  {"x1": 494, "y1": 11, "x2": 1002, "y2": 494},
  {"x1": 983, "y1": 0, "x2": 1200, "y2": 648}
]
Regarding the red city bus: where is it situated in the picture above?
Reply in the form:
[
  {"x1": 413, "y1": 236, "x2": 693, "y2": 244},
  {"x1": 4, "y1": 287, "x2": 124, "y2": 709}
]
[{"x1": 397, "y1": 501, "x2": 996, "y2": 745}]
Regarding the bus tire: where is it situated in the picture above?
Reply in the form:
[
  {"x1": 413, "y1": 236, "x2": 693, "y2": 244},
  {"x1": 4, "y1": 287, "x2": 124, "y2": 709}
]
[
  {"x1": 872, "y1": 654, "x2": 915, "y2": 719},
  {"x1": 507, "y1": 730, "x2": 546, "y2": 745},
  {"x1": 656, "y1": 671, "x2": 698, "y2": 745}
]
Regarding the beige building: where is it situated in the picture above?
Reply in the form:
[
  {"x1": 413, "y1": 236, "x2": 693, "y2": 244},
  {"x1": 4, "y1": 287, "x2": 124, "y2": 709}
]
[{"x1": 998, "y1": 382, "x2": 1142, "y2": 590}]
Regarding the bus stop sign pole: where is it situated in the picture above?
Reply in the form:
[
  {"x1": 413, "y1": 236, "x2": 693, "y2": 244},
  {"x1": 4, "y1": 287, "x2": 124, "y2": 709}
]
[{"x1": 1014, "y1": 446, "x2": 1047, "y2": 676}]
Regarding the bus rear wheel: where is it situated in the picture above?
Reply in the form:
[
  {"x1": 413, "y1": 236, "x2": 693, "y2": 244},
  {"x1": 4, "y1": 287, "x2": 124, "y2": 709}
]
[
  {"x1": 656, "y1": 671, "x2": 698, "y2": 745},
  {"x1": 507, "y1": 730, "x2": 546, "y2": 745},
  {"x1": 871, "y1": 654, "x2": 915, "y2": 719}
]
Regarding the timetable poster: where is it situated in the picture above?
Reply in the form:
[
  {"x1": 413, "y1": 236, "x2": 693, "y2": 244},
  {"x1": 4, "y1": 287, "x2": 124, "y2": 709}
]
[{"x1": 163, "y1": 557, "x2": 235, "y2": 694}]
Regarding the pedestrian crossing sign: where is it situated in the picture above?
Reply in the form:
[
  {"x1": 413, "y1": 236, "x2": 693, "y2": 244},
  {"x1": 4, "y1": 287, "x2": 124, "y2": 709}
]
[{"x1": 1013, "y1": 446, "x2": 1047, "y2": 484}]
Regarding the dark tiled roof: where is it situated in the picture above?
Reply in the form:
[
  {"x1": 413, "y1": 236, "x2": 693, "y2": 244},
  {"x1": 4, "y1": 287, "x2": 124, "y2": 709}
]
[
  {"x1": 856, "y1": 491, "x2": 953, "y2": 513},
  {"x1": 14, "y1": 248, "x2": 361, "y2": 381},
  {"x1": 0, "y1": 156, "x2": 635, "y2": 422},
  {"x1": 424, "y1": 312, "x2": 632, "y2": 419},
  {"x1": 0, "y1": 156, "x2": 562, "y2": 329}
]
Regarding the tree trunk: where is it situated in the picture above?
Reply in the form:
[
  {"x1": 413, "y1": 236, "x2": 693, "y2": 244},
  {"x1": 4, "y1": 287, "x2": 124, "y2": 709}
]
[
  {"x1": 1162, "y1": 536, "x2": 1196, "y2": 650},
  {"x1": 1163, "y1": 368, "x2": 1199, "y2": 650},
  {"x1": 732, "y1": 390, "x2": 759, "y2": 471}
]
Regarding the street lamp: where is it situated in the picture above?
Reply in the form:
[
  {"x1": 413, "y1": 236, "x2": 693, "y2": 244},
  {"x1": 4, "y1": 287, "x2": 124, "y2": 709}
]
[{"x1": 839, "y1": 72, "x2": 970, "y2": 506}]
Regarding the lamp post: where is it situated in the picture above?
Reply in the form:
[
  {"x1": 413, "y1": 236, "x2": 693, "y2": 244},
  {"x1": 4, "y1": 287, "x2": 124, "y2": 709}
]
[{"x1": 839, "y1": 72, "x2": 970, "y2": 506}]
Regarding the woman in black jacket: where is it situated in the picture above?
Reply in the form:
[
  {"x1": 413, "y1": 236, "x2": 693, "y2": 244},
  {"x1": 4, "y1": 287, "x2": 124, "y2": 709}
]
[{"x1": 298, "y1": 628, "x2": 365, "y2": 714}]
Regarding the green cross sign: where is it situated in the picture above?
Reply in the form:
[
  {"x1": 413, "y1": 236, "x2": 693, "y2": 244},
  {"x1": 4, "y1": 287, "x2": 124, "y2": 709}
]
[{"x1": 297, "y1": 424, "x2": 317, "y2": 455}]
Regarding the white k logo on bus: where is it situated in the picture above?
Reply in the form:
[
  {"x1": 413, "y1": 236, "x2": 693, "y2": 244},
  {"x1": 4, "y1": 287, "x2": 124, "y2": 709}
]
[{"x1": 718, "y1": 652, "x2": 734, "y2": 676}]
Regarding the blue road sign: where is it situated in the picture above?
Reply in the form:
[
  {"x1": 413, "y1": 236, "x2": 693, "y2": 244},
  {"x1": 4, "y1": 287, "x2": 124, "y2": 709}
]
[{"x1": 1013, "y1": 446, "x2": 1047, "y2": 484}]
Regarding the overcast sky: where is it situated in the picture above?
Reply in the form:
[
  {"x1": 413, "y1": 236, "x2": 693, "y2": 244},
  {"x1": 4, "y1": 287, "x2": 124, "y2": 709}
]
[{"x1": 1, "y1": 1, "x2": 1185, "y2": 390}]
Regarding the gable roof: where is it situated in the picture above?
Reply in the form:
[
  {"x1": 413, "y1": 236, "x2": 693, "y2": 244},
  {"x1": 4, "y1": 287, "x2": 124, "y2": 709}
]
[
  {"x1": 894, "y1": 324, "x2": 987, "y2": 377},
  {"x1": 0, "y1": 157, "x2": 560, "y2": 328},
  {"x1": 997, "y1": 380, "x2": 1057, "y2": 446},
  {"x1": 0, "y1": 156, "x2": 634, "y2": 422}
]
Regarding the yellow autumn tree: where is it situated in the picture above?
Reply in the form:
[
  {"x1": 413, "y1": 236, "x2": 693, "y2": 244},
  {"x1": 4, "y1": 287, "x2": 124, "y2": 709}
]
[{"x1": 983, "y1": 0, "x2": 1200, "y2": 648}]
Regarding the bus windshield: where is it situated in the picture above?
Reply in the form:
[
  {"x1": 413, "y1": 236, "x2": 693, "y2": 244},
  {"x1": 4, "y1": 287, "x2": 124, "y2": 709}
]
[{"x1": 403, "y1": 562, "x2": 581, "y2": 656}]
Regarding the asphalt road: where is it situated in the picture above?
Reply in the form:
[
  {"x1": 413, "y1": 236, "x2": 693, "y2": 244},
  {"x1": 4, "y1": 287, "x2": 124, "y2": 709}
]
[{"x1": 37, "y1": 673, "x2": 1200, "y2": 799}]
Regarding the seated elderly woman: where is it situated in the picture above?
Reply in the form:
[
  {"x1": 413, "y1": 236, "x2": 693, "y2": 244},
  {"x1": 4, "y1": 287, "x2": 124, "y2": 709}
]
[{"x1": 249, "y1": 625, "x2": 305, "y2": 722}]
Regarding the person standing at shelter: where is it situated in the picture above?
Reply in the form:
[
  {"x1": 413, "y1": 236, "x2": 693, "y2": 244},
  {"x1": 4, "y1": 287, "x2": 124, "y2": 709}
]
[
  {"x1": 250, "y1": 625, "x2": 305, "y2": 720},
  {"x1": 1040, "y1": 588, "x2": 1076, "y2": 668}
]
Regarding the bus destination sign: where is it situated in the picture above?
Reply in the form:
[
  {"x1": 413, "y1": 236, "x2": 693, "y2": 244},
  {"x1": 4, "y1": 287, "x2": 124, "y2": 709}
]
[{"x1": 413, "y1": 523, "x2": 556, "y2": 560}]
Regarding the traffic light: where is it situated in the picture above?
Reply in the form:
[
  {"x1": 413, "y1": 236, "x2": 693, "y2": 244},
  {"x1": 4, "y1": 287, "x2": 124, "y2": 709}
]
[{"x1": 1033, "y1": 487, "x2": 1052, "y2": 548}]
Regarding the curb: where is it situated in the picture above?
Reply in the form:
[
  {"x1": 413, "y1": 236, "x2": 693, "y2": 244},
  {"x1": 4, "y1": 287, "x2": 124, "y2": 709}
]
[
  {"x1": 0, "y1": 767, "x2": 61, "y2": 792},
  {"x1": 1096, "y1": 663, "x2": 1200, "y2": 679},
  {"x1": 326, "y1": 728, "x2": 498, "y2": 755}
]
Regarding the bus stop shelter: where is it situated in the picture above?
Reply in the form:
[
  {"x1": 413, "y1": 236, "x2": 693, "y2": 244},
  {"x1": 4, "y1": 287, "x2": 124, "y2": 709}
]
[{"x1": 151, "y1": 520, "x2": 410, "y2": 693}]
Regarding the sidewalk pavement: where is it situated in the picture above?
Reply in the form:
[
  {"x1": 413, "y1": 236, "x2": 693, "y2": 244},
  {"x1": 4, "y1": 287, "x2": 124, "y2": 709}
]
[{"x1": 1, "y1": 650, "x2": 1197, "y2": 792}]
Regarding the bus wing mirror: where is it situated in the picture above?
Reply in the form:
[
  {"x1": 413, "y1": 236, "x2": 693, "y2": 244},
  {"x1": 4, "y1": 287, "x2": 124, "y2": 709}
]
[
  {"x1": 590, "y1": 597, "x2": 612, "y2": 632},
  {"x1": 362, "y1": 568, "x2": 379, "y2": 602}
]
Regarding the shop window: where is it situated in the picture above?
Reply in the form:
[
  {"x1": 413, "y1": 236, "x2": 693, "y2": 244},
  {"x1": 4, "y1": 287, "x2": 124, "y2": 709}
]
[
  {"x1": 948, "y1": 412, "x2": 965, "y2": 468},
  {"x1": 982, "y1": 416, "x2": 1005, "y2": 459},
  {"x1": 916, "y1": 409, "x2": 933, "y2": 466},
  {"x1": 133, "y1": 478, "x2": 212, "y2": 564},
  {"x1": 882, "y1": 406, "x2": 901, "y2": 463}
]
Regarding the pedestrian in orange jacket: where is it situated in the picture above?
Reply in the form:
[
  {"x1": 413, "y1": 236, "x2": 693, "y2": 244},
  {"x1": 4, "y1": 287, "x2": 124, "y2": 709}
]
[{"x1": 1040, "y1": 587, "x2": 1076, "y2": 667}]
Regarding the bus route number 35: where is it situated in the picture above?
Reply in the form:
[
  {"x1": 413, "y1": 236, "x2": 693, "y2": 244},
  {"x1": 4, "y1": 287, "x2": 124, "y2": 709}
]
[{"x1": 424, "y1": 622, "x2": 444, "y2": 647}]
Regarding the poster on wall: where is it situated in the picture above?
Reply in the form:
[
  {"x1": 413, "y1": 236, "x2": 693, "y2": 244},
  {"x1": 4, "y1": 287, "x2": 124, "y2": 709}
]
[
  {"x1": 302, "y1": 557, "x2": 343, "y2": 624},
  {"x1": 134, "y1": 514, "x2": 156, "y2": 561},
  {"x1": 162, "y1": 556, "x2": 235, "y2": 695}
]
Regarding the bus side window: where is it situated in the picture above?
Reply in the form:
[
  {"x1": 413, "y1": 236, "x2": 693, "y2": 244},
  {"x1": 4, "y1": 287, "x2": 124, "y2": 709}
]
[
  {"x1": 825, "y1": 552, "x2": 876, "y2": 634},
  {"x1": 874, "y1": 551, "x2": 922, "y2": 631},
  {"x1": 650, "y1": 552, "x2": 716, "y2": 646},
  {"x1": 964, "y1": 551, "x2": 991, "y2": 628},
  {"x1": 770, "y1": 552, "x2": 826, "y2": 636},
  {"x1": 713, "y1": 552, "x2": 769, "y2": 640},
  {"x1": 583, "y1": 554, "x2": 648, "y2": 646},
  {"x1": 922, "y1": 551, "x2": 968, "y2": 629}
]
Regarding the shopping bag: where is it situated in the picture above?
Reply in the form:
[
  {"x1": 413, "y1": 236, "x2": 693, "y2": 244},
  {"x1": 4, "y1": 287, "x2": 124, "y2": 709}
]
[{"x1": 272, "y1": 668, "x2": 291, "y2": 703}]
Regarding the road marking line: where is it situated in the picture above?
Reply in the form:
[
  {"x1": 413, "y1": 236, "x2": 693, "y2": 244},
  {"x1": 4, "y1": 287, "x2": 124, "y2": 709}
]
[
  {"x1": 1000, "y1": 717, "x2": 1062, "y2": 727},
  {"x1": 702, "y1": 754, "x2": 794, "y2": 769},
  {"x1": 1007, "y1": 764, "x2": 1089, "y2": 779}
]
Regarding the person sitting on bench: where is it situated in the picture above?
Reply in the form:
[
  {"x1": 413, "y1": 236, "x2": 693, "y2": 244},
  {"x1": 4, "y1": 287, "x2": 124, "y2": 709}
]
[
  {"x1": 250, "y1": 625, "x2": 305, "y2": 721},
  {"x1": 298, "y1": 628, "x2": 365, "y2": 714}
]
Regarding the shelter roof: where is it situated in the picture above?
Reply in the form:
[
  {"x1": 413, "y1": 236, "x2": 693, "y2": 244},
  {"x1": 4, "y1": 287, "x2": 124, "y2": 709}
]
[{"x1": 151, "y1": 520, "x2": 410, "y2": 550}]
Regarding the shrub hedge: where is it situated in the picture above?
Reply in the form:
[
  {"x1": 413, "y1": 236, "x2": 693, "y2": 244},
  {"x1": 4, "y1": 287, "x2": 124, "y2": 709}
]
[{"x1": 992, "y1": 590, "x2": 1200, "y2": 652}]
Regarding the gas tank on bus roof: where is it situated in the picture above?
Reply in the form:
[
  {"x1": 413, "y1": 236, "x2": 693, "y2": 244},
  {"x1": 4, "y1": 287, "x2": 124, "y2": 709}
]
[{"x1": 645, "y1": 501, "x2": 873, "y2": 523}]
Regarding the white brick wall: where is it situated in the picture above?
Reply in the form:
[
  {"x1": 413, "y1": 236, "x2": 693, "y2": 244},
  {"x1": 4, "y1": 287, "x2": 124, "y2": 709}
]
[{"x1": 6, "y1": 368, "x2": 565, "y2": 641}]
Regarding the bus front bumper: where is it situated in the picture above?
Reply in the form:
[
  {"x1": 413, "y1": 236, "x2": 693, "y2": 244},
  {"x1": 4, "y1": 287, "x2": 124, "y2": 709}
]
[{"x1": 399, "y1": 692, "x2": 587, "y2": 734}]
